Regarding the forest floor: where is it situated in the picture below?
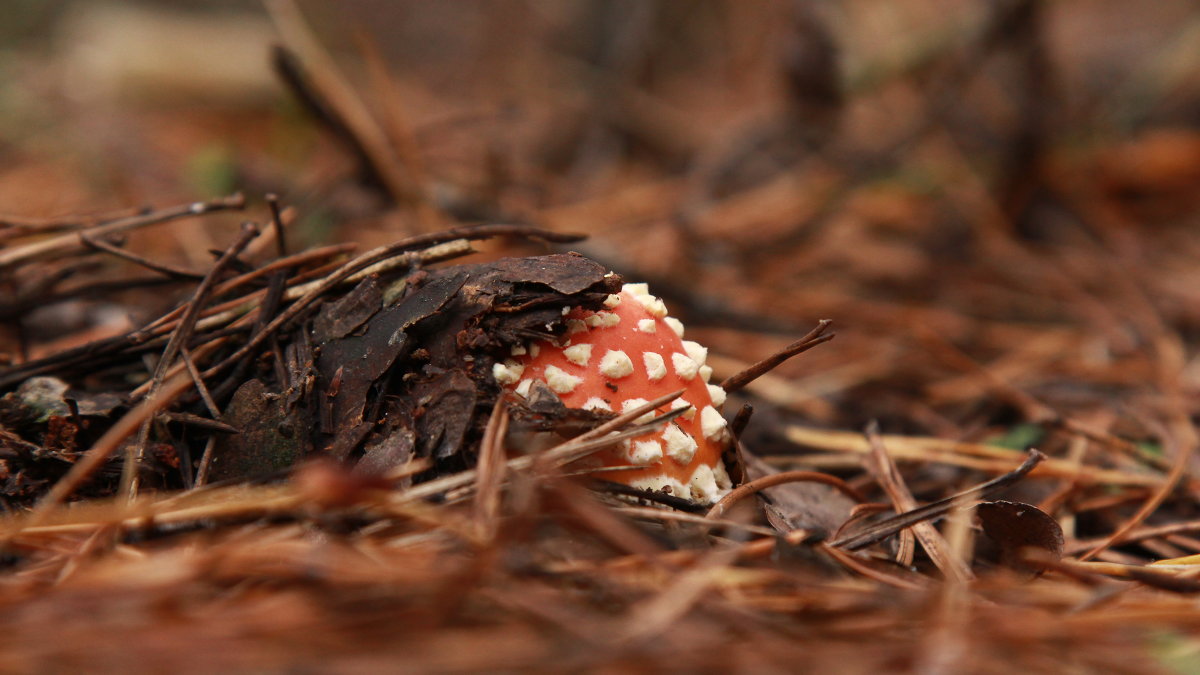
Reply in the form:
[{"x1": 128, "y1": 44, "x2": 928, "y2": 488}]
[{"x1": 2, "y1": 2, "x2": 1200, "y2": 672}]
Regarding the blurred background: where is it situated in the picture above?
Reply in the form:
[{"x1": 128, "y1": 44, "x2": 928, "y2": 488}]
[{"x1": 3, "y1": 0, "x2": 1200, "y2": 446}]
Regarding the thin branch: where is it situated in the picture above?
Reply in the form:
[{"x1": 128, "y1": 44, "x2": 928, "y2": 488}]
[
  {"x1": 0, "y1": 205, "x2": 141, "y2": 240},
  {"x1": 122, "y1": 223, "x2": 261, "y2": 499},
  {"x1": 720, "y1": 320, "x2": 834, "y2": 393},
  {"x1": 829, "y1": 449, "x2": 1045, "y2": 551},
  {"x1": 705, "y1": 470, "x2": 867, "y2": 519},
  {"x1": 193, "y1": 437, "x2": 219, "y2": 488},
  {"x1": 473, "y1": 399, "x2": 509, "y2": 541},
  {"x1": 80, "y1": 233, "x2": 205, "y2": 280},
  {"x1": 0, "y1": 193, "x2": 245, "y2": 272},
  {"x1": 266, "y1": 194, "x2": 289, "y2": 259},
  {"x1": 180, "y1": 347, "x2": 221, "y2": 419}
]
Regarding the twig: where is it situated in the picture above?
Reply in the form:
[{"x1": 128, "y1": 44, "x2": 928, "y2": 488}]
[
  {"x1": 122, "y1": 223, "x2": 261, "y2": 499},
  {"x1": 613, "y1": 504, "x2": 778, "y2": 537},
  {"x1": 193, "y1": 437, "x2": 219, "y2": 488},
  {"x1": 705, "y1": 470, "x2": 866, "y2": 519},
  {"x1": 267, "y1": 0, "x2": 420, "y2": 207},
  {"x1": 0, "y1": 205, "x2": 141, "y2": 240},
  {"x1": 80, "y1": 233, "x2": 205, "y2": 280},
  {"x1": 265, "y1": 194, "x2": 289, "y2": 258},
  {"x1": 829, "y1": 449, "x2": 1045, "y2": 551},
  {"x1": 180, "y1": 347, "x2": 221, "y2": 419},
  {"x1": 592, "y1": 480, "x2": 708, "y2": 513},
  {"x1": 155, "y1": 412, "x2": 237, "y2": 434},
  {"x1": 357, "y1": 29, "x2": 442, "y2": 228},
  {"x1": 817, "y1": 542, "x2": 927, "y2": 591},
  {"x1": 720, "y1": 320, "x2": 834, "y2": 393},
  {"x1": 729, "y1": 403, "x2": 753, "y2": 439},
  {"x1": 0, "y1": 193, "x2": 245, "y2": 272}
]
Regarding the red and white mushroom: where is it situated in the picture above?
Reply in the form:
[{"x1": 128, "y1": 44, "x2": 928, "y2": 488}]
[{"x1": 494, "y1": 282, "x2": 733, "y2": 503}]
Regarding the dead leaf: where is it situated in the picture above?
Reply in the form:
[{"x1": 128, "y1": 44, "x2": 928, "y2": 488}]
[
  {"x1": 976, "y1": 500, "x2": 1064, "y2": 576},
  {"x1": 311, "y1": 275, "x2": 384, "y2": 343},
  {"x1": 209, "y1": 379, "x2": 309, "y2": 482},
  {"x1": 743, "y1": 448, "x2": 854, "y2": 535}
]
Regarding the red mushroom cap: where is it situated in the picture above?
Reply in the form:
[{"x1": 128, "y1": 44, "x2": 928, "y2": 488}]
[{"x1": 495, "y1": 283, "x2": 733, "y2": 502}]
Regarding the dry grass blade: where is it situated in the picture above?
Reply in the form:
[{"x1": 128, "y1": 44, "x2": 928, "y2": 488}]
[
  {"x1": 782, "y1": 426, "x2": 1162, "y2": 487},
  {"x1": 472, "y1": 399, "x2": 509, "y2": 541},
  {"x1": 1078, "y1": 417, "x2": 1196, "y2": 562},
  {"x1": 615, "y1": 540, "x2": 743, "y2": 643}
]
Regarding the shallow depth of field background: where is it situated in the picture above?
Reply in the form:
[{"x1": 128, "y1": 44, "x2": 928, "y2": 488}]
[
  {"x1": 4, "y1": 0, "x2": 1199, "y2": 436},
  {"x1": 3, "y1": 0, "x2": 1198, "y2": 425}
]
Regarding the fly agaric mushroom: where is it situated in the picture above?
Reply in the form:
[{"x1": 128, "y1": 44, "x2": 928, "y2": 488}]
[{"x1": 494, "y1": 282, "x2": 733, "y2": 503}]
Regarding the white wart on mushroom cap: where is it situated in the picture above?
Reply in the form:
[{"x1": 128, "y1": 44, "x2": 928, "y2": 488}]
[{"x1": 495, "y1": 283, "x2": 733, "y2": 503}]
